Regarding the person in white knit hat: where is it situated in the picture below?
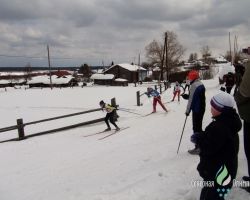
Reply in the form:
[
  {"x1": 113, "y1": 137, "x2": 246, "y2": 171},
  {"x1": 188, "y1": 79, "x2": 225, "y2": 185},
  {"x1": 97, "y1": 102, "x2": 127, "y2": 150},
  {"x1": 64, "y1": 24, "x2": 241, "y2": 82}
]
[
  {"x1": 193, "y1": 92, "x2": 242, "y2": 200},
  {"x1": 210, "y1": 92, "x2": 236, "y2": 114}
]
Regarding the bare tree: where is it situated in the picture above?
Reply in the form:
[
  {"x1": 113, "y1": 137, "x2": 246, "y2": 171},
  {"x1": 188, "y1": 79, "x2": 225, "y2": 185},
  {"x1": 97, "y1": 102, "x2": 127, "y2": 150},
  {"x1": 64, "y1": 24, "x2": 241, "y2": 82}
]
[
  {"x1": 79, "y1": 63, "x2": 92, "y2": 82},
  {"x1": 188, "y1": 52, "x2": 198, "y2": 62},
  {"x1": 145, "y1": 40, "x2": 163, "y2": 67},
  {"x1": 24, "y1": 63, "x2": 32, "y2": 82},
  {"x1": 201, "y1": 45, "x2": 212, "y2": 63},
  {"x1": 145, "y1": 31, "x2": 185, "y2": 79}
]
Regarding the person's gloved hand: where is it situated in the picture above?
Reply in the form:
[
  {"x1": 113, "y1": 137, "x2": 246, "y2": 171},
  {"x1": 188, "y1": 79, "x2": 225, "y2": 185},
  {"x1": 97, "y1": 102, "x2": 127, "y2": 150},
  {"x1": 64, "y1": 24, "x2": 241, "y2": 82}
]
[{"x1": 181, "y1": 94, "x2": 189, "y2": 100}]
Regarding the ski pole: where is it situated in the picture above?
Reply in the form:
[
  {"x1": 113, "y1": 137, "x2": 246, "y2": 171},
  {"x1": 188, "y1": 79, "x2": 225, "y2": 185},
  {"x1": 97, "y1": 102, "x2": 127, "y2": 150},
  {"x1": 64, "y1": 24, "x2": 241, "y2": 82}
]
[
  {"x1": 117, "y1": 109, "x2": 143, "y2": 116},
  {"x1": 118, "y1": 107, "x2": 136, "y2": 111},
  {"x1": 177, "y1": 115, "x2": 188, "y2": 154}
]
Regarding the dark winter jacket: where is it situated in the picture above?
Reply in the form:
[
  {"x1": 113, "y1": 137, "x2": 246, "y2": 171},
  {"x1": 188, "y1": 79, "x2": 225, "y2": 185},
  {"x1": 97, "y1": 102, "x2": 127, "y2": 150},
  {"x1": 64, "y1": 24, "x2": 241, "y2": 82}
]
[
  {"x1": 224, "y1": 73, "x2": 235, "y2": 87},
  {"x1": 185, "y1": 79, "x2": 206, "y2": 115},
  {"x1": 197, "y1": 109, "x2": 242, "y2": 181},
  {"x1": 235, "y1": 62, "x2": 250, "y2": 122}
]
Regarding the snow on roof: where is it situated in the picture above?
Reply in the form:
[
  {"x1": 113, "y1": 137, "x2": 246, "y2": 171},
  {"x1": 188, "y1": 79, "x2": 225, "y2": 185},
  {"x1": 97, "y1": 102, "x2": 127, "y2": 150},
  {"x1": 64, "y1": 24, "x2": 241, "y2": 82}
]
[
  {"x1": 27, "y1": 75, "x2": 75, "y2": 84},
  {"x1": 152, "y1": 67, "x2": 161, "y2": 71},
  {"x1": 215, "y1": 56, "x2": 228, "y2": 63},
  {"x1": 0, "y1": 72, "x2": 26, "y2": 76},
  {"x1": 0, "y1": 80, "x2": 10, "y2": 84},
  {"x1": 90, "y1": 73, "x2": 114, "y2": 80},
  {"x1": 106, "y1": 63, "x2": 147, "y2": 72},
  {"x1": 115, "y1": 78, "x2": 128, "y2": 82}
]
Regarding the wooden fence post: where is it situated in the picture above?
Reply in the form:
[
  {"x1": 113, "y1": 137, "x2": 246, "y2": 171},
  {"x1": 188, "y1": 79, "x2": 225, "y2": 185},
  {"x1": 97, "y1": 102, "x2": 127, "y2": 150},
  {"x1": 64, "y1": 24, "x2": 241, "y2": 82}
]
[
  {"x1": 136, "y1": 91, "x2": 141, "y2": 106},
  {"x1": 160, "y1": 84, "x2": 162, "y2": 94},
  {"x1": 111, "y1": 98, "x2": 119, "y2": 121},
  {"x1": 17, "y1": 118, "x2": 25, "y2": 140}
]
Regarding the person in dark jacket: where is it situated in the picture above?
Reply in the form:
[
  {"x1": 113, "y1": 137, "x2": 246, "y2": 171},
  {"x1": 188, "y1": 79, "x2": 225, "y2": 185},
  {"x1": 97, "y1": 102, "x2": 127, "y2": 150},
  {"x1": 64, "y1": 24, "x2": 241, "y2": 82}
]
[
  {"x1": 99, "y1": 100, "x2": 120, "y2": 131},
  {"x1": 224, "y1": 72, "x2": 235, "y2": 94},
  {"x1": 234, "y1": 61, "x2": 250, "y2": 192},
  {"x1": 233, "y1": 63, "x2": 245, "y2": 95},
  {"x1": 194, "y1": 92, "x2": 242, "y2": 200},
  {"x1": 182, "y1": 70, "x2": 206, "y2": 154}
]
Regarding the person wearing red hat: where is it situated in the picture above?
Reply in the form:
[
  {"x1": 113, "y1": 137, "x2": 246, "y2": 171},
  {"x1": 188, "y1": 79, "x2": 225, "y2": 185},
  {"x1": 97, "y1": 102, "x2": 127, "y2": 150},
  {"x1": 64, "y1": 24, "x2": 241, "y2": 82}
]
[{"x1": 182, "y1": 70, "x2": 206, "y2": 155}]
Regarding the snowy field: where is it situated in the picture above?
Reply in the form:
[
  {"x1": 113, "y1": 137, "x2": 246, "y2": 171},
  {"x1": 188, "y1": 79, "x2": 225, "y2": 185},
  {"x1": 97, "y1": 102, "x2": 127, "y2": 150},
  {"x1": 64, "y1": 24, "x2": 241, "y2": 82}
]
[{"x1": 0, "y1": 78, "x2": 249, "y2": 200}]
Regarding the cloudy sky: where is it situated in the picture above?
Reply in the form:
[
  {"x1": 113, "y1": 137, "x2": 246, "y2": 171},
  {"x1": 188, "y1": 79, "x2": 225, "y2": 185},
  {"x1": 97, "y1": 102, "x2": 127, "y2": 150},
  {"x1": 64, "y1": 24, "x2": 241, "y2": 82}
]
[{"x1": 0, "y1": 0, "x2": 249, "y2": 67}]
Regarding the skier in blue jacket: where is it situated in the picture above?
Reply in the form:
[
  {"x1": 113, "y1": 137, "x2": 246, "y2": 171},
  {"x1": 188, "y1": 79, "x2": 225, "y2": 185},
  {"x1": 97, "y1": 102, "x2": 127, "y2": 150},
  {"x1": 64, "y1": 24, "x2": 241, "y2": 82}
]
[{"x1": 145, "y1": 87, "x2": 168, "y2": 113}]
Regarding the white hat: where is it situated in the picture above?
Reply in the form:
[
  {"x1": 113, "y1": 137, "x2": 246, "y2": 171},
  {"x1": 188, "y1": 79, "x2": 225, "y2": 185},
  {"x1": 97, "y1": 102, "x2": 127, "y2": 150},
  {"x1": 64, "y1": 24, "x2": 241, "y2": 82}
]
[{"x1": 210, "y1": 92, "x2": 235, "y2": 112}]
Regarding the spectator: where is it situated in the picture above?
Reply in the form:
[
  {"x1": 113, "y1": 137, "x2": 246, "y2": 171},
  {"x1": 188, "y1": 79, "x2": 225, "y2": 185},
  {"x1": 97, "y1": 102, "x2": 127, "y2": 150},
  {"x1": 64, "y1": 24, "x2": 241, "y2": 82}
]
[
  {"x1": 224, "y1": 72, "x2": 235, "y2": 94},
  {"x1": 182, "y1": 70, "x2": 206, "y2": 155},
  {"x1": 234, "y1": 61, "x2": 250, "y2": 193},
  {"x1": 196, "y1": 92, "x2": 242, "y2": 200}
]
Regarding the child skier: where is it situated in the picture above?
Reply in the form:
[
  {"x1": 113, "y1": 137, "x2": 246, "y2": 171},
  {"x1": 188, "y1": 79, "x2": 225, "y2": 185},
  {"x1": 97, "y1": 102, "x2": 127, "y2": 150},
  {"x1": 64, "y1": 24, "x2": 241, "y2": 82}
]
[
  {"x1": 145, "y1": 87, "x2": 168, "y2": 113},
  {"x1": 172, "y1": 81, "x2": 181, "y2": 102},
  {"x1": 99, "y1": 100, "x2": 120, "y2": 131},
  {"x1": 193, "y1": 92, "x2": 242, "y2": 200},
  {"x1": 182, "y1": 78, "x2": 190, "y2": 94}
]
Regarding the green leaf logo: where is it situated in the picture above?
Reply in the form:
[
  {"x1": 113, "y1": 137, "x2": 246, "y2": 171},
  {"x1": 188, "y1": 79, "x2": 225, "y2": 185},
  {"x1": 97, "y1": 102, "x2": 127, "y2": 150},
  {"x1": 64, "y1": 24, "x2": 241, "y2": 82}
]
[{"x1": 216, "y1": 165, "x2": 231, "y2": 186}]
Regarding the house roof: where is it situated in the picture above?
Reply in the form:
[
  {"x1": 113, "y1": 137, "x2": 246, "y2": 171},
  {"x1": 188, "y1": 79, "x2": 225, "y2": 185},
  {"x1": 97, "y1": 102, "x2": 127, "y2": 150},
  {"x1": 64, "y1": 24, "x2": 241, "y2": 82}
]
[
  {"x1": 215, "y1": 56, "x2": 228, "y2": 63},
  {"x1": 105, "y1": 63, "x2": 147, "y2": 72},
  {"x1": 90, "y1": 73, "x2": 114, "y2": 80},
  {"x1": 27, "y1": 75, "x2": 75, "y2": 84},
  {"x1": 0, "y1": 80, "x2": 10, "y2": 84},
  {"x1": 115, "y1": 78, "x2": 128, "y2": 82}
]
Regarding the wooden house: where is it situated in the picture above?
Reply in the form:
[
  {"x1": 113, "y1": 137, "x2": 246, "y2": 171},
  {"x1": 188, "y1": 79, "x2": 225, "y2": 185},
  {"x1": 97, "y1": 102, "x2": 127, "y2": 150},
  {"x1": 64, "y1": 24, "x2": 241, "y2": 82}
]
[
  {"x1": 27, "y1": 75, "x2": 78, "y2": 88},
  {"x1": 104, "y1": 63, "x2": 147, "y2": 83},
  {"x1": 90, "y1": 74, "x2": 115, "y2": 85}
]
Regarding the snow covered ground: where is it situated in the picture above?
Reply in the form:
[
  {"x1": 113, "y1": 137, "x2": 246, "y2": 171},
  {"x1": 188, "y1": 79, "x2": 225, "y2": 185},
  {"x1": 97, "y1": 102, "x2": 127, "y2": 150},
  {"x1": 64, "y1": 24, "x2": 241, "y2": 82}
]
[{"x1": 0, "y1": 77, "x2": 248, "y2": 200}]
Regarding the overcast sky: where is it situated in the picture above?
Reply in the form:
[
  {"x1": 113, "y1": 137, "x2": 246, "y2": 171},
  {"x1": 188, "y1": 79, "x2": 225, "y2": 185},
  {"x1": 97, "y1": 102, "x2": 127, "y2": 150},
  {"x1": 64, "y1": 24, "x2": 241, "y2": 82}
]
[{"x1": 0, "y1": 0, "x2": 249, "y2": 67}]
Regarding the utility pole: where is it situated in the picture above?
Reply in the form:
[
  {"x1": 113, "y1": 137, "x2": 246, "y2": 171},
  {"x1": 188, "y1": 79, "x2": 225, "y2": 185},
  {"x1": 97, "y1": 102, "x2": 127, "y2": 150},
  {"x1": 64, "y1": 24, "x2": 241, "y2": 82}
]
[
  {"x1": 138, "y1": 53, "x2": 141, "y2": 81},
  {"x1": 165, "y1": 32, "x2": 169, "y2": 82},
  {"x1": 47, "y1": 45, "x2": 53, "y2": 89},
  {"x1": 229, "y1": 32, "x2": 232, "y2": 65},
  {"x1": 160, "y1": 33, "x2": 167, "y2": 81}
]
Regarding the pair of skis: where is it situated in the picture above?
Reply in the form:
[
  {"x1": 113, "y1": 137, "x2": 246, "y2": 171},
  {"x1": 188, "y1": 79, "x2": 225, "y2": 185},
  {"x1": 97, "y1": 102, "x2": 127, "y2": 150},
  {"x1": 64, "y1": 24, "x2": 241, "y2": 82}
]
[
  {"x1": 143, "y1": 111, "x2": 169, "y2": 117},
  {"x1": 83, "y1": 127, "x2": 129, "y2": 140}
]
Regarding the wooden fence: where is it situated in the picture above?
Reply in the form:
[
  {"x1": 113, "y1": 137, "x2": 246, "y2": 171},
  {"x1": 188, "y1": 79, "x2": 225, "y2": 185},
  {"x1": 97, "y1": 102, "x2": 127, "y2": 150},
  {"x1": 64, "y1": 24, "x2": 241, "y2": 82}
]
[{"x1": 0, "y1": 98, "x2": 117, "y2": 143}]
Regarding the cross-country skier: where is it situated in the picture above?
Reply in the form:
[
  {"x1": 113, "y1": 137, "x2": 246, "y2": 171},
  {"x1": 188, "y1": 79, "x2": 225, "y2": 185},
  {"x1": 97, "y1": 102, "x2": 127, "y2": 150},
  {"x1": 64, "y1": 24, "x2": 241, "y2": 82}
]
[
  {"x1": 182, "y1": 78, "x2": 190, "y2": 94},
  {"x1": 145, "y1": 87, "x2": 168, "y2": 113},
  {"x1": 99, "y1": 100, "x2": 120, "y2": 131},
  {"x1": 171, "y1": 81, "x2": 181, "y2": 102}
]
